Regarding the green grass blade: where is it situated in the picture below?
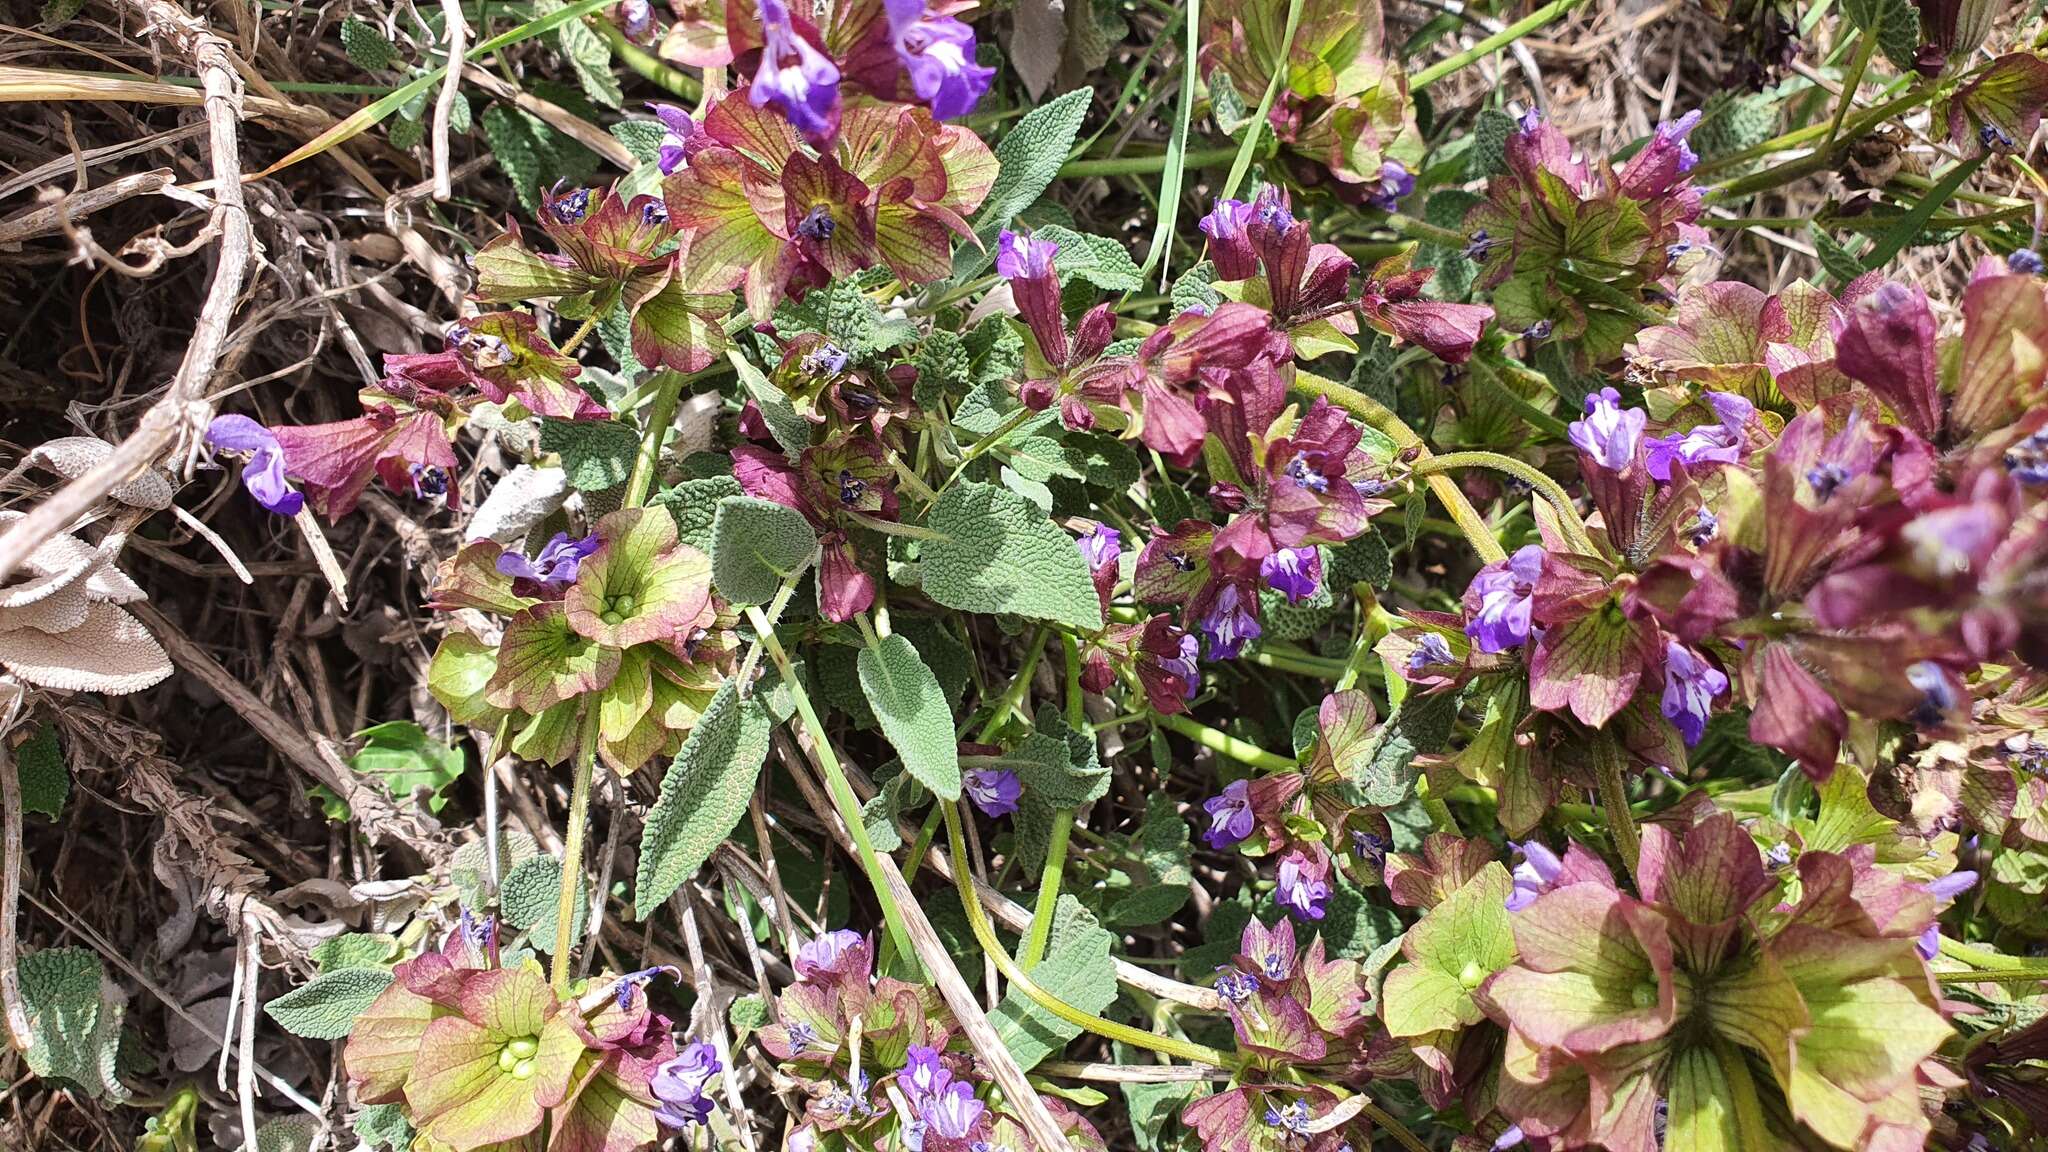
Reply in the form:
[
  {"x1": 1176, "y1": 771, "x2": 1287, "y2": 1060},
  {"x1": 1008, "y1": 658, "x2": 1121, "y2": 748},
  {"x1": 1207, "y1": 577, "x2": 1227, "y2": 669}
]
[
  {"x1": 1219, "y1": 0, "x2": 1303, "y2": 203},
  {"x1": 1138, "y1": 0, "x2": 1199, "y2": 285},
  {"x1": 1860, "y1": 153, "x2": 1988, "y2": 272}
]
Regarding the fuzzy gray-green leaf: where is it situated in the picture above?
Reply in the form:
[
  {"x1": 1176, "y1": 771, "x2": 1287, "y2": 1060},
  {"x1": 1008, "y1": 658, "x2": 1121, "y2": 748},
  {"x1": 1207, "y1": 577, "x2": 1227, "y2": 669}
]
[
  {"x1": 858, "y1": 634, "x2": 961, "y2": 800},
  {"x1": 923, "y1": 482, "x2": 1102, "y2": 629},
  {"x1": 265, "y1": 968, "x2": 395, "y2": 1040},
  {"x1": 711, "y1": 495, "x2": 817, "y2": 605},
  {"x1": 634, "y1": 680, "x2": 775, "y2": 917}
]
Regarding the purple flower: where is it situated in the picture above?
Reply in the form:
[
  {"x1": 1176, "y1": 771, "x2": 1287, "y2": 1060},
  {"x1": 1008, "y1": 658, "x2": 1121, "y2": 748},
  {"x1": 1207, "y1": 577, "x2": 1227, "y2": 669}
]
[
  {"x1": 1274, "y1": 850, "x2": 1330, "y2": 921},
  {"x1": 648, "y1": 103, "x2": 696, "y2": 174},
  {"x1": 1078, "y1": 524, "x2": 1122, "y2": 570},
  {"x1": 1664, "y1": 110, "x2": 1703, "y2": 174},
  {"x1": 994, "y1": 229, "x2": 1058, "y2": 281},
  {"x1": 652, "y1": 1042, "x2": 722, "y2": 1128},
  {"x1": 793, "y1": 929, "x2": 870, "y2": 982},
  {"x1": 1568, "y1": 387, "x2": 1647, "y2": 472},
  {"x1": 1259, "y1": 547, "x2": 1322, "y2": 604},
  {"x1": 1465, "y1": 544, "x2": 1544, "y2": 654},
  {"x1": 1201, "y1": 779, "x2": 1254, "y2": 851},
  {"x1": 1156, "y1": 630, "x2": 1201, "y2": 702},
  {"x1": 1660, "y1": 641, "x2": 1727, "y2": 746},
  {"x1": 2005, "y1": 429, "x2": 2048, "y2": 486},
  {"x1": 1212, "y1": 966, "x2": 1259, "y2": 1004},
  {"x1": 206, "y1": 414, "x2": 303, "y2": 516},
  {"x1": 1198, "y1": 197, "x2": 1257, "y2": 278},
  {"x1": 1407, "y1": 632, "x2": 1455, "y2": 674},
  {"x1": 1264, "y1": 1099, "x2": 1313, "y2": 1136},
  {"x1": 803, "y1": 342, "x2": 851, "y2": 376},
  {"x1": 496, "y1": 531, "x2": 601, "y2": 591},
  {"x1": 883, "y1": 0, "x2": 994, "y2": 121},
  {"x1": 1251, "y1": 185, "x2": 1295, "y2": 232},
  {"x1": 1907, "y1": 661, "x2": 1963, "y2": 729},
  {"x1": 919, "y1": 1080, "x2": 984, "y2": 1141},
  {"x1": 1645, "y1": 391, "x2": 1753, "y2": 480},
  {"x1": 618, "y1": 0, "x2": 654, "y2": 39},
  {"x1": 1494, "y1": 1125, "x2": 1528, "y2": 1150},
  {"x1": 1505, "y1": 841, "x2": 1564, "y2": 911},
  {"x1": 1196, "y1": 583, "x2": 1261, "y2": 660},
  {"x1": 965, "y1": 767, "x2": 1021, "y2": 817},
  {"x1": 1366, "y1": 160, "x2": 1414, "y2": 212},
  {"x1": 2011, "y1": 248, "x2": 2045, "y2": 276},
  {"x1": 1916, "y1": 869, "x2": 1979, "y2": 959},
  {"x1": 750, "y1": 0, "x2": 839, "y2": 139},
  {"x1": 899, "y1": 1044, "x2": 948, "y2": 1103}
]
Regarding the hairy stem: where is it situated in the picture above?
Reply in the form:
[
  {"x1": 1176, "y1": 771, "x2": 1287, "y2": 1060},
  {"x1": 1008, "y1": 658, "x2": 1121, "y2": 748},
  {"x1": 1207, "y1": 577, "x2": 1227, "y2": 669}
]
[
  {"x1": 1021, "y1": 809, "x2": 1075, "y2": 971},
  {"x1": 747, "y1": 601, "x2": 919, "y2": 965},
  {"x1": 943, "y1": 801, "x2": 1233, "y2": 1067},
  {"x1": 1158, "y1": 713, "x2": 1295, "y2": 772},
  {"x1": 550, "y1": 711, "x2": 599, "y2": 991},
  {"x1": 1595, "y1": 741, "x2": 1640, "y2": 884},
  {"x1": 624, "y1": 370, "x2": 686, "y2": 509},
  {"x1": 1411, "y1": 451, "x2": 1600, "y2": 557},
  {"x1": 1292, "y1": 372, "x2": 1508, "y2": 564}
]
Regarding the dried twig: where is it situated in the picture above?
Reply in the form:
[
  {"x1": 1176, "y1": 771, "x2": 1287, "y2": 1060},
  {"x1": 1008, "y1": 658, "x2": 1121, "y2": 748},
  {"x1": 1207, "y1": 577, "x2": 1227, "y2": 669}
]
[
  {"x1": 0, "y1": 738, "x2": 30, "y2": 1051},
  {"x1": 0, "y1": 1, "x2": 252, "y2": 586},
  {"x1": 431, "y1": 0, "x2": 469, "y2": 200}
]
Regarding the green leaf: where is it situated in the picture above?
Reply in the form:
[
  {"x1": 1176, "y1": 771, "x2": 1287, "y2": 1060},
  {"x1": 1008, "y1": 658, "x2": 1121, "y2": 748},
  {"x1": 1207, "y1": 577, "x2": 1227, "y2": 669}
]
[
  {"x1": 347, "y1": 721, "x2": 466, "y2": 813},
  {"x1": 1104, "y1": 884, "x2": 1189, "y2": 928},
  {"x1": 923, "y1": 482, "x2": 1103, "y2": 629},
  {"x1": 481, "y1": 105, "x2": 542, "y2": 214},
  {"x1": 653, "y1": 476, "x2": 745, "y2": 553},
  {"x1": 311, "y1": 932, "x2": 400, "y2": 973},
  {"x1": 710, "y1": 495, "x2": 817, "y2": 605},
  {"x1": 14, "y1": 722, "x2": 69, "y2": 819},
  {"x1": 340, "y1": 16, "x2": 397, "y2": 71},
  {"x1": 991, "y1": 895, "x2": 1118, "y2": 1070},
  {"x1": 857, "y1": 634, "x2": 961, "y2": 801},
  {"x1": 610, "y1": 119, "x2": 666, "y2": 164},
  {"x1": 1170, "y1": 260, "x2": 1220, "y2": 315},
  {"x1": 729, "y1": 994, "x2": 769, "y2": 1047},
  {"x1": 1840, "y1": 0, "x2": 1921, "y2": 71},
  {"x1": 1381, "y1": 862, "x2": 1516, "y2": 1037},
  {"x1": 500, "y1": 856, "x2": 588, "y2": 950},
  {"x1": 20, "y1": 947, "x2": 126, "y2": 1100},
  {"x1": 1469, "y1": 107, "x2": 1516, "y2": 179},
  {"x1": 351, "y1": 1103, "x2": 413, "y2": 1151},
  {"x1": 726, "y1": 350, "x2": 810, "y2": 455},
  {"x1": 539, "y1": 0, "x2": 623, "y2": 108},
  {"x1": 914, "y1": 328, "x2": 972, "y2": 409},
  {"x1": 265, "y1": 968, "x2": 395, "y2": 1041},
  {"x1": 1034, "y1": 226, "x2": 1144, "y2": 292},
  {"x1": 953, "y1": 89, "x2": 1094, "y2": 283},
  {"x1": 540, "y1": 417, "x2": 638, "y2": 493},
  {"x1": 634, "y1": 680, "x2": 775, "y2": 917}
]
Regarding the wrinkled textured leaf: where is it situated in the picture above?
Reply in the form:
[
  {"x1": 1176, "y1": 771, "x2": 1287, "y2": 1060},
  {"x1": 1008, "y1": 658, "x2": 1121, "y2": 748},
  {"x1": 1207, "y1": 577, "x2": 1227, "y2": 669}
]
[
  {"x1": 923, "y1": 482, "x2": 1103, "y2": 629},
  {"x1": 857, "y1": 634, "x2": 961, "y2": 800},
  {"x1": 634, "y1": 680, "x2": 775, "y2": 916}
]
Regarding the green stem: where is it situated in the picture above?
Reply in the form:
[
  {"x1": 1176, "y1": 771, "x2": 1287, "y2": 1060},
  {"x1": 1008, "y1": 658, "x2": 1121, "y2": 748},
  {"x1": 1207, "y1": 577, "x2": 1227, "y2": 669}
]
[
  {"x1": 550, "y1": 711, "x2": 599, "y2": 992},
  {"x1": 1938, "y1": 936, "x2": 2029, "y2": 970},
  {"x1": 1412, "y1": 0, "x2": 1590, "y2": 88},
  {"x1": 943, "y1": 802, "x2": 1233, "y2": 1067},
  {"x1": 1595, "y1": 741, "x2": 1640, "y2": 884},
  {"x1": 1823, "y1": 30, "x2": 1878, "y2": 152},
  {"x1": 1469, "y1": 358, "x2": 1571, "y2": 440},
  {"x1": 1412, "y1": 451, "x2": 1600, "y2": 557},
  {"x1": 1247, "y1": 646, "x2": 1347, "y2": 679},
  {"x1": 747, "y1": 600, "x2": 919, "y2": 966},
  {"x1": 1695, "y1": 83, "x2": 1923, "y2": 181},
  {"x1": 1021, "y1": 809, "x2": 1075, "y2": 971},
  {"x1": 1057, "y1": 145, "x2": 1243, "y2": 180},
  {"x1": 1385, "y1": 213, "x2": 1468, "y2": 249},
  {"x1": 592, "y1": 17, "x2": 702, "y2": 102},
  {"x1": 1157, "y1": 713, "x2": 1295, "y2": 772},
  {"x1": 557, "y1": 312, "x2": 601, "y2": 356},
  {"x1": 624, "y1": 370, "x2": 686, "y2": 509},
  {"x1": 1291, "y1": 372, "x2": 1507, "y2": 564},
  {"x1": 1934, "y1": 966, "x2": 2048, "y2": 986},
  {"x1": 974, "y1": 627, "x2": 1049, "y2": 742}
]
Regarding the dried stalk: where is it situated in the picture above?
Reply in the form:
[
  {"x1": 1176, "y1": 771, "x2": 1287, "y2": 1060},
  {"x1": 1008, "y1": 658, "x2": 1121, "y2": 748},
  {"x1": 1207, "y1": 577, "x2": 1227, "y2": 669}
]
[
  {"x1": 0, "y1": 738, "x2": 30, "y2": 1050},
  {"x1": 0, "y1": 1, "x2": 253, "y2": 586},
  {"x1": 431, "y1": 0, "x2": 470, "y2": 200}
]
